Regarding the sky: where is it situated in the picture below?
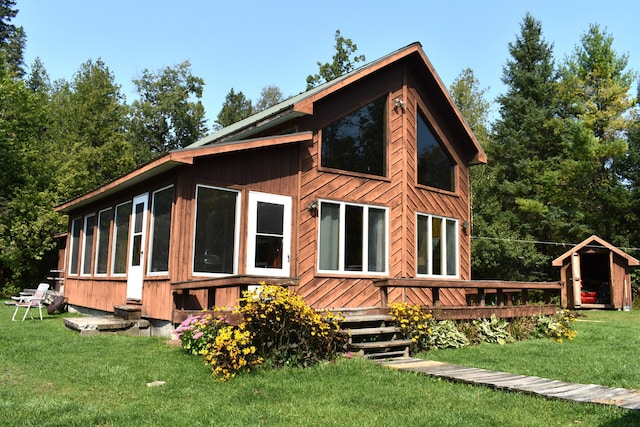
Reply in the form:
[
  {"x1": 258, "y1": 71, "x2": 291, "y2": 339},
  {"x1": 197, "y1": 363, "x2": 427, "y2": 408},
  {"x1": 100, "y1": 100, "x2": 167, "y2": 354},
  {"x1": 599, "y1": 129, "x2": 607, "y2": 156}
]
[{"x1": 13, "y1": 1, "x2": 640, "y2": 129}]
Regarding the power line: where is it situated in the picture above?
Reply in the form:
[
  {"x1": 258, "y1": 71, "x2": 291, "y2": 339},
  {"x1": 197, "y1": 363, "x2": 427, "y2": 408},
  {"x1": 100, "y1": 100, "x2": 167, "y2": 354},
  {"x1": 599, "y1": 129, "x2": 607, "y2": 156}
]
[{"x1": 471, "y1": 235, "x2": 640, "y2": 253}]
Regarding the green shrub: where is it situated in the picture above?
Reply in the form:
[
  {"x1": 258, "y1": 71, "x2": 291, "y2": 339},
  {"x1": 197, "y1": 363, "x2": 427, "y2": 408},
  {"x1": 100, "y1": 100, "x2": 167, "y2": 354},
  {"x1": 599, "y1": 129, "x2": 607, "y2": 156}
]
[
  {"x1": 236, "y1": 285, "x2": 346, "y2": 368},
  {"x1": 424, "y1": 319, "x2": 469, "y2": 350},
  {"x1": 472, "y1": 314, "x2": 514, "y2": 345},
  {"x1": 175, "y1": 312, "x2": 228, "y2": 355},
  {"x1": 535, "y1": 309, "x2": 578, "y2": 342}
]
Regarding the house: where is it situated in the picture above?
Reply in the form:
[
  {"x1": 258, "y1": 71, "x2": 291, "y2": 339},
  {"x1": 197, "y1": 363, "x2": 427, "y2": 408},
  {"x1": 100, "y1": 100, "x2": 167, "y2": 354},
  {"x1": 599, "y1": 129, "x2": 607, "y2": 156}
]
[
  {"x1": 55, "y1": 42, "x2": 487, "y2": 331},
  {"x1": 552, "y1": 235, "x2": 638, "y2": 310}
]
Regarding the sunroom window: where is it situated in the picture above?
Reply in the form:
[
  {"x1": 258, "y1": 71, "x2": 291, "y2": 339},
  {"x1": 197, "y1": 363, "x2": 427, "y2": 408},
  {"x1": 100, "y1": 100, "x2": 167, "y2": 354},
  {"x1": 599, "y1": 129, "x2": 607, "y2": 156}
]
[
  {"x1": 417, "y1": 113, "x2": 455, "y2": 191},
  {"x1": 112, "y1": 201, "x2": 131, "y2": 275},
  {"x1": 193, "y1": 185, "x2": 239, "y2": 275},
  {"x1": 81, "y1": 214, "x2": 96, "y2": 276},
  {"x1": 95, "y1": 208, "x2": 112, "y2": 275},
  {"x1": 318, "y1": 200, "x2": 387, "y2": 274},
  {"x1": 68, "y1": 217, "x2": 82, "y2": 275},
  {"x1": 321, "y1": 96, "x2": 386, "y2": 176},
  {"x1": 417, "y1": 214, "x2": 458, "y2": 277},
  {"x1": 148, "y1": 186, "x2": 174, "y2": 274}
]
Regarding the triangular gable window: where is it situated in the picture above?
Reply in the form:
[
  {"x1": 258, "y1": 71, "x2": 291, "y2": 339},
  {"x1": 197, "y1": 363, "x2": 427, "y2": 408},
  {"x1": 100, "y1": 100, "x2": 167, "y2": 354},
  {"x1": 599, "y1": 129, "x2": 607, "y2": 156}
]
[{"x1": 417, "y1": 113, "x2": 455, "y2": 191}]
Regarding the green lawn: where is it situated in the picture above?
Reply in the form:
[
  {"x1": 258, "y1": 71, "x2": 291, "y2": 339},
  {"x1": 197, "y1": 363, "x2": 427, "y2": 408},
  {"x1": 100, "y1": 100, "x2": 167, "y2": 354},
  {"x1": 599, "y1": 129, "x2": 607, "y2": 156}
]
[{"x1": 1, "y1": 303, "x2": 639, "y2": 426}]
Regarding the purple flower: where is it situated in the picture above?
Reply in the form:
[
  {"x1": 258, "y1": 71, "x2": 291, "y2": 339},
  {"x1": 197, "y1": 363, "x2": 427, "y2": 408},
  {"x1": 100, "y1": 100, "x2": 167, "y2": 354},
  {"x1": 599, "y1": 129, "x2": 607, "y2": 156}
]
[{"x1": 193, "y1": 332, "x2": 204, "y2": 340}]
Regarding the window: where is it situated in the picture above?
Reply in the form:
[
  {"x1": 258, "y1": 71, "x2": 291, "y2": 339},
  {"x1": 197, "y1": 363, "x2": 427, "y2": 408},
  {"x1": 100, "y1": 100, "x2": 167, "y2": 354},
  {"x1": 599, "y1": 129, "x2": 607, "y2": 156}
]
[
  {"x1": 68, "y1": 217, "x2": 82, "y2": 275},
  {"x1": 318, "y1": 201, "x2": 387, "y2": 274},
  {"x1": 417, "y1": 214, "x2": 458, "y2": 277},
  {"x1": 80, "y1": 214, "x2": 96, "y2": 275},
  {"x1": 95, "y1": 208, "x2": 112, "y2": 275},
  {"x1": 321, "y1": 96, "x2": 386, "y2": 176},
  {"x1": 112, "y1": 201, "x2": 131, "y2": 275},
  {"x1": 417, "y1": 113, "x2": 455, "y2": 191},
  {"x1": 193, "y1": 185, "x2": 240, "y2": 275},
  {"x1": 148, "y1": 186, "x2": 174, "y2": 274}
]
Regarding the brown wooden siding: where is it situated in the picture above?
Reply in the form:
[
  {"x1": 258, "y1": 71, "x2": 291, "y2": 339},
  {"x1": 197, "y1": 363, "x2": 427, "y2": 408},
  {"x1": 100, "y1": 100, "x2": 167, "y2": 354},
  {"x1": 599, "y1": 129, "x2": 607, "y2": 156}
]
[{"x1": 294, "y1": 60, "x2": 472, "y2": 309}]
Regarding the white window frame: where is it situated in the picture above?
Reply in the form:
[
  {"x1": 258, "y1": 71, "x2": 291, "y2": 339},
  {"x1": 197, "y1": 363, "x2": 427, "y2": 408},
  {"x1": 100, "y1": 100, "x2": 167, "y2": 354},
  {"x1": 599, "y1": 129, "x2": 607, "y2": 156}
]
[
  {"x1": 80, "y1": 213, "x2": 96, "y2": 276},
  {"x1": 68, "y1": 217, "x2": 83, "y2": 276},
  {"x1": 111, "y1": 201, "x2": 132, "y2": 277},
  {"x1": 317, "y1": 200, "x2": 389, "y2": 275},
  {"x1": 147, "y1": 185, "x2": 174, "y2": 276},
  {"x1": 416, "y1": 213, "x2": 459, "y2": 278},
  {"x1": 192, "y1": 185, "x2": 241, "y2": 277},
  {"x1": 94, "y1": 207, "x2": 112, "y2": 276}
]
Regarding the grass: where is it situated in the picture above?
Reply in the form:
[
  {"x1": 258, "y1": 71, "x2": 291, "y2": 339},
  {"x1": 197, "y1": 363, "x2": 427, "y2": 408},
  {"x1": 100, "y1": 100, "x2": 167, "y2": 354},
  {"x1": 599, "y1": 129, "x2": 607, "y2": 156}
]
[
  {"x1": 424, "y1": 310, "x2": 640, "y2": 389},
  {"x1": 1, "y1": 304, "x2": 639, "y2": 426}
]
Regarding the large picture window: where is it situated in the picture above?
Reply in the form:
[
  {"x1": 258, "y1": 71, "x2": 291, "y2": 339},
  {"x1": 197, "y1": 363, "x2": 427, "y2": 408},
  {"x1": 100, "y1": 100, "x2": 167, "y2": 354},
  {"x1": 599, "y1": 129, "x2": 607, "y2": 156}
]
[
  {"x1": 193, "y1": 185, "x2": 239, "y2": 275},
  {"x1": 68, "y1": 217, "x2": 82, "y2": 275},
  {"x1": 148, "y1": 186, "x2": 174, "y2": 274},
  {"x1": 321, "y1": 96, "x2": 386, "y2": 176},
  {"x1": 81, "y1": 214, "x2": 96, "y2": 276},
  {"x1": 417, "y1": 113, "x2": 455, "y2": 191},
  {"x1": 112, "y1": 201, "x2": 131, "y2": 275},
  {"x1": 95, "y1": 208, "x2": 112, "y2": 275},
  {"x1": 417, "y1": 214, "x2": 458, "y2": 277},
  {"x1": 318, "y1": 200, "x2": 387, "y2": 274}
]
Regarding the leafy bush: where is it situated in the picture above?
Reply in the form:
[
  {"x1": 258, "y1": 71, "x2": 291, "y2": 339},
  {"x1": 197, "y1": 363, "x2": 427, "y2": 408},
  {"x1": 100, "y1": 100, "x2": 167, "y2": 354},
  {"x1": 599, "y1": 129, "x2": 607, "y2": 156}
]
[
  {"x1": 201, "y1": 325, "x2": 262, "y2": 382},
  {"x1": 390, "y1": 302, "x2": 432, "y2": 349},
  {"x1": 471, "y1": 314, "x2": 514, "y2": 345},
  {"x1": 236, "y1": 285, "x2": 346, "y2": 368},
  {"x1": 175, "y1": 312, "x2": 228, "y2": 355},
  {"x1": 424, "y1": 319, "x2": 469, "y2": 350},
  {"x1": 535, "y1": 309, "x2": 578, "y2": 342}
]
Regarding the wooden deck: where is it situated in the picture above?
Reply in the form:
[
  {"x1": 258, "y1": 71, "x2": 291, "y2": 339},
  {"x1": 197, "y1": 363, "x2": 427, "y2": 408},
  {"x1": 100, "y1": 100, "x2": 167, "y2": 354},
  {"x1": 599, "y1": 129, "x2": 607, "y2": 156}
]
[{"x1": 382, "y1": 359, "x2": 640, "y2": 410}]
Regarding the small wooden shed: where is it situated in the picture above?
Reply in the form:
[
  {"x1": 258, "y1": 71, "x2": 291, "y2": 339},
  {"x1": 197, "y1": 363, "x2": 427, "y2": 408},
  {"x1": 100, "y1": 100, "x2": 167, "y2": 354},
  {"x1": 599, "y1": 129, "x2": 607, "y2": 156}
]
[{"x1": 552, "y1": 235, "x2": 638, "y2": 310}]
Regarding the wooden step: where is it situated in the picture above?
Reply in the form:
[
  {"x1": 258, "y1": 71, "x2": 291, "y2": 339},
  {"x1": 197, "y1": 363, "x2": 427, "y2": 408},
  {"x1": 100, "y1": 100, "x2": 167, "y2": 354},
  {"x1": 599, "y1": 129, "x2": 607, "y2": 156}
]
[
  {"x1": 349, "y1": 339, "x2": 413, "y2": 350},
  {"x1": 364, "y1": 350, "x2": 409, "y2": 360},
  {"x1": 341, "y1": 326, "x2": 399, "y2": 336}
]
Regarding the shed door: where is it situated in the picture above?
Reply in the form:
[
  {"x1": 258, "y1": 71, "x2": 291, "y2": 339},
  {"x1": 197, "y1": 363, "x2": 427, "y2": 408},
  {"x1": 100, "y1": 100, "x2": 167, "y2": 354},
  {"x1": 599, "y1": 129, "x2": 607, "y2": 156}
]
[
  {"x1": 127, "y1": 193, "x2": 148, "y2": 300},
  {"x1": 246, "y1": 192, "x2": 291, "y2": 278}
]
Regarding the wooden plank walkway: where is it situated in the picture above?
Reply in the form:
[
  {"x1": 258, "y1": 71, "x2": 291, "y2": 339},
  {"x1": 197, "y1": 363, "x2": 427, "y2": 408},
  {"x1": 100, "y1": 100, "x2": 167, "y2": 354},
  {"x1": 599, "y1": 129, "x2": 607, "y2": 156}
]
[{"x1": 380, "y1": 358, "x2": 640, "y2": 411}]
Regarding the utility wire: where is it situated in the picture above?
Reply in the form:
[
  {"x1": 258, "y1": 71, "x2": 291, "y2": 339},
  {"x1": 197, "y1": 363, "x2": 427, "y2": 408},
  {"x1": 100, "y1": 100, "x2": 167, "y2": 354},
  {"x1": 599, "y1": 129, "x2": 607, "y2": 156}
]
[{"x1": 471, "y1": 235, "x2": 640, "y2": 253}]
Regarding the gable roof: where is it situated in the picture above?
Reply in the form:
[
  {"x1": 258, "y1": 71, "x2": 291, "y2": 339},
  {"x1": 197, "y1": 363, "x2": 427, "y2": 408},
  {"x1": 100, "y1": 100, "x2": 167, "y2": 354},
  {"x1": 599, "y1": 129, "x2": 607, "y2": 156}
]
[
  {"x1": 188, "y1": 42, "x2": 486, "y2": 164},
  {"x1": 55, "y1": 42, "x2": 485, "y2": 213},
  {"x1": 551, "y1": 235, "x2": 640, "y2": 267}
]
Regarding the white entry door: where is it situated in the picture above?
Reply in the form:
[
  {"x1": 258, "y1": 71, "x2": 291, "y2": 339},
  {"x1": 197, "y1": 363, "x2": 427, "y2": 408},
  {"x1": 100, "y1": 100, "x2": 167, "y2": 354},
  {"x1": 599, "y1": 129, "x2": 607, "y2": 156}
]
[
  {"x1": 246, "y1": 192, "x2": 292, "y2": 277},
  {"x1": 127, "y1": 193, "x2": 148, "y2": 300}
]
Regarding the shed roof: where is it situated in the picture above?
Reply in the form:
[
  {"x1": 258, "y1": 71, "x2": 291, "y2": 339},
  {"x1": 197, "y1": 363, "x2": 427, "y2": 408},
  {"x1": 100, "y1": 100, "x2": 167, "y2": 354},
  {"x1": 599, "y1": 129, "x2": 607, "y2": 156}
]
[{"x1": 551, "y1": 235, "x2": 640, "y2": 267}]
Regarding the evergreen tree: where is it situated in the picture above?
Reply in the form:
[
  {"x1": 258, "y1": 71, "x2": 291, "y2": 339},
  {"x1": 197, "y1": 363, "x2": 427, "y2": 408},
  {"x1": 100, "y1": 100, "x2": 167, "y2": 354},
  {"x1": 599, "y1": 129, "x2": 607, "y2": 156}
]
[
  {"x1": 557, "y1": 24, "x2": 637, "y2": 243},
  {"x1": 484, "y1": 13, "x2": 564, "y2": 280},
  {"x1": 214, "y1": 88, "x2": 253, "y2": 129},
  {"x1": 0, "y1": 0, "x2": 25, "y2": 77}
]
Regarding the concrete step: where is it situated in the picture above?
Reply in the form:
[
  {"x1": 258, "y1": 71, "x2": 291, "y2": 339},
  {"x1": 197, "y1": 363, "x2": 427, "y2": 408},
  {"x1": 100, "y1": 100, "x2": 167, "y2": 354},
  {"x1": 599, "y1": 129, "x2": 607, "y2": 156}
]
[{"x1": 64, "y1": 316, "x2": 150, "y2": 337}]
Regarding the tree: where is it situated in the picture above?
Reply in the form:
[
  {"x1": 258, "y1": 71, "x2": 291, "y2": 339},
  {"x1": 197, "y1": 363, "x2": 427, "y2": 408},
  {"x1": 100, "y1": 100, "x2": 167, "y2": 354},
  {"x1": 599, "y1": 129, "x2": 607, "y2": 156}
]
[
  {"x1": 557, "y1": 24, "x2": 637, "y2": 242},
  {"x1": 130, "y1": 61, "x2": 208, "y2": 155},
  {"x1": 214, "y1": 88, "x2": 253, "y2": 129},
  {"x1": 0, "y1": 54, "x2": 61, "y2": 293},
  {"x1": 255, "y1": 85, "x2": 284, "y2": 112},
  {"x1": 306, "y1": 30, "x2": 365, "y2": 90},
  {"x1": 0, "y1": 0, "x2": 25, "y2": 77},
  {"x1": 48, "y1": 59, "x2": 136, "y2": 199}
]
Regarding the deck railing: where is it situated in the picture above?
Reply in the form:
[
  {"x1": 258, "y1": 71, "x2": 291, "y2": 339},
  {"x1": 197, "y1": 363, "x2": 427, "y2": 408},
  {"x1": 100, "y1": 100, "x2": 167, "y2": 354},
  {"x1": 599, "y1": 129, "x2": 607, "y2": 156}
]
[
  {"x1": 171, "y1": 275, "x2": 299, "y2": 324},
  {"x1": 374, "y1": 278, "x2": 565, "y2": 319}
]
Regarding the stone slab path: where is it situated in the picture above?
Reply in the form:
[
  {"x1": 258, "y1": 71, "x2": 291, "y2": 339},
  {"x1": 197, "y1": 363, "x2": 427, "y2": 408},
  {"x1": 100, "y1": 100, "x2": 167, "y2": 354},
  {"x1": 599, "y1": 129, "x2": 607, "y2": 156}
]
[{"x1": 379, "y1": 358, "x2": 640, "y2": 411}]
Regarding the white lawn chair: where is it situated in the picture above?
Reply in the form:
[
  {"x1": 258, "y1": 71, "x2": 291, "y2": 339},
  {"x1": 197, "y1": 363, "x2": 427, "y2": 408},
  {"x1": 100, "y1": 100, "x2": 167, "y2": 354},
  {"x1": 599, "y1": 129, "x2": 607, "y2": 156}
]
[{"x1": 12, "y1": 283, "x2": 50, "y2": 321}]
